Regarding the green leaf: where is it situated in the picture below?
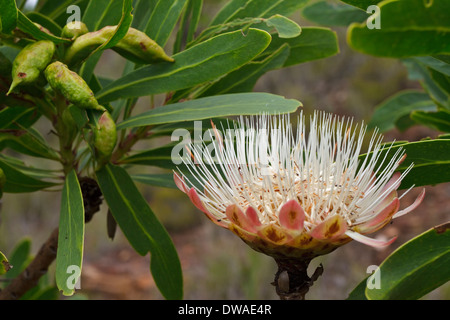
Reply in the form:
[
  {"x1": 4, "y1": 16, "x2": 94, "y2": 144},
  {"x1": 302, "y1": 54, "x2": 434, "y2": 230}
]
[
  {"x1": 131, "y1": 0, "x2": 157, "y2": 30},
  {"x1": 121, "y1": 143, "x2": 178, "y2": 169},
  {"x1": 82, "y1": 0, "x2": 123, "y2": 31},
  {"x1": 0, "y1": 251, "x2": 11, "y2": 276},
  {"x1": 56, "y1": 170, "x2": 85, "y2": 297},
  {"x1": 97, "y1": 29, "x2": 270, "y2": 103},
  {"x1": 265, "y1": 14, "x2": 301, "y2": 38},
  {"x1": 3, "y1": 238, "x2": 31, "y2": 281},
  {"x1": 368, "y1": 90, "x2": 438, "y2": 132},
  {"x1": 173, "y1": 0, "x2": 203, "y2": 53},
  {"x1": 360, "y1": 139, "x2": 450, "y2": 189},
  {"x1": 403, "y1": 59, "x2": 450, "y2": 110},
  {"x1": 0, "y1": 128, "x2": 60, "y2": 160},
  {"x1": 92, "y1": 0, "x2": 133, "y2": 52},
  {"x1": 411, "y1": 110, "x2": 450, "y2": 133},
  {"x1": 0, "y1": 107, "x2": 38, "y2": 130},
  {"x1": 413, "y1": 56, "x2": 450, "y2": 77},
  {"x1": 188, "y1": 15, "x2": 300, "y2": 48},
  {"x1": 16, "y1": 11, "x2": 70, "y2": 44},
  {"x1": 365, "y1": 223, "x2": 450, "y2": 300},
  {"x1": 348, "y1": 0, "x2": 450, "y2": 58},
  {"x1": 199, "y1": 44, "x2": 290, "y2": 97},
  {"x1": 210, "y1": 0, "x2": 308, "y2": 26},
  {"x1": 0, "y1": 154, "x2": 59, "y2": 180},
  {"x1": 144, "y1": 0, "x2": 188, "y2": 47},
  {"x1": 264, "y1": 27, "x2": 339, "y2": 67},
  {"x1": 117, "y1": 92, "x2": 301, "y2": 130},
  {"x1": 302, "y1": 1, "x2": 368, "y2": 27},
  {"x1": 0, "y1": 158, "x2": 58, "y2": 193},
  {"x1": 26, "y1": 12, "x2": 63, "y2": 36},
  {"x1": 96, "y1": 164, "x2": 183, "y2": 300},
  {"x1": 96, "y1": 29, "x2": 272, "y2": 103},
  {"x1": 132, "y1": 173, "x2": 179, "y2": 189},
  {"x1": 80, "y1": 0, "x2": 133, "y2": 83},
  {"x1": 0, "y1": 0, "x2": 18, "y2": 34},
  {"x1": 346, "y1": 276, "x2": 369, "y2": 300}
]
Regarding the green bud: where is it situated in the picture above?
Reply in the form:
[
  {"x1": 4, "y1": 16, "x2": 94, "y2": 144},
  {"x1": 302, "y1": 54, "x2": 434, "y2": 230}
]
[
  {"x1": 64, "y1": 26, "x2": 174, "y2": 66},
  {"x1": 44, "y1": 61, "x2": 105, "y2": 111},
  {"x1": 93, "y1": 111, "x2": 117, "y2": 165},
  {"x1": 61, "y1": 21, "x2": 89, "y2": 40},
  {"x1": 7, "y1": 40, "x2": 56, "y2": 95},
  {"x1": 113, "y1": 27, "x2": 175, "y2": 65}
]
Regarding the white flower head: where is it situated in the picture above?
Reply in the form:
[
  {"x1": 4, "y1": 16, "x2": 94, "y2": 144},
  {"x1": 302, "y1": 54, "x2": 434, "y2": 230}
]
[{"x1": 174, "y1": 112, "x2": 425, "y2": 260}]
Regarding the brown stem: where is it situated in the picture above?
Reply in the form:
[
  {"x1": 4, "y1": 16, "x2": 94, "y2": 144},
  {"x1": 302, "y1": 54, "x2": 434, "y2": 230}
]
[
  {"x1": 0, "y1": 228, "x2": 59, "y2": 300},
  {"x1": 0, "y1": 177, "x2": 103, "y2": 300},
  {"x1": 273, "y1": 258, "x2": 324, "y2": 300}
]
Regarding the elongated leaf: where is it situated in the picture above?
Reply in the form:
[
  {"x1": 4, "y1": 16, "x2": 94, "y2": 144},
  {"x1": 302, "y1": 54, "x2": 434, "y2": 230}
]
[
  {"x1": 96, "y1": 164, "x2": 183, "y2": 300},
  {"x1": 145, "y1": 0, "x2": 188, "y2": 47},
  {"x1": 365, "y1": 223, "x2": 450, "y2": 300},
  {"x1": 0, "y1": 158, "x2": 58, "y2": 193},
  {"x1": 302, "y1": 1, "x2": 368, "y2": 26},
  {"x1": 347, "y1": 276, "x2": 369, "y2": 300},
  {"x1": 26, "y1": 12, "x2": 63, "y2": 36},
  {"x1": 188, "y1": 15, "x2": 300, "y2": 48},
  {"x1": 17, "y1": 11, "x2": 70, "y2": 44},
  {"x1": 0, "y1": 129, "x2": 59, "y2": 160},
  {"x1": 0, "y1": 0, "x2": 18, "y2": 34},
  {"x1": 210, "y1": 0, "x2": 308, "y2": 26},
  {"x1": 413, "y1": 56, "x2": 450, "y2": 77},
  {"x1": 265, "y1": 14, "x2": 301, "y2": 39},
  {"x1": 56, "y1": 170, "x2": 85, "y2": 297},
  {"x1": 368, "y1": 90, "x2": 437, "y2": 132},
  {"x1": 82, "y1": 0, "x2": 115, "y2": 31},
  {"x1": 199, "y1": 44, "x2": 290, "y2": 97},
  {"x1": 131, "y1": 0, "x2": 157, "y2": 30},
  {"x1": 80, "y1": 0, "x2": 133, "y2": 82},
  {"x1": 3, "y1": 238, "x2": 31, "y2": 281},
  {"x1": 403, "y1": 59, "x2": 450, "y2": 110},
  {"x1": 0, "y1": 154, "x2": 60, "y2": 180},
  {"x1": 96, "y1": 29, "x2": 272, "y2": 103},
  {"x1": 117, "y1": 92, "x2": 301, "y2": 130},
  {"x1": 0, "y1": 251, "x2": 11, "y2": 276},
  {"x1": 173, "y1": 0, "x2": 203, "y2": 53},
  {"x1": 0, "y1": 107, "x2": 37, "y2": 130},
  {"x1": 360, "y1": 139, "x2": 450, "y2": 189},
  {"x1": 264, "y1": 27, "x2": 339, "y2": 67},
  {"x1": 132, "y1": 173, "x2": 178, "y2": 189},
  {"x1": 348, "y1": 0, "x2": 450, "y2": 57},
  {"x1": 121, "y1": 143, "x2": 178, "y2": 169},
  {"x1": 411, "y1": 110, "x2": 450, "y2": 133},
  {"x1": 94, "y1": 0, "x2": 133, "y2": 51}
]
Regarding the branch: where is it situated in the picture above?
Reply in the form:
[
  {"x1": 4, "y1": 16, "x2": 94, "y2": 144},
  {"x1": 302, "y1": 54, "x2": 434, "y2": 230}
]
[
  {"x1": 0, "y1": 177, "x2": 102, "y2": 300},
  {"x1": 0, "y1": 228, "x2": 59, "y2": 300}
]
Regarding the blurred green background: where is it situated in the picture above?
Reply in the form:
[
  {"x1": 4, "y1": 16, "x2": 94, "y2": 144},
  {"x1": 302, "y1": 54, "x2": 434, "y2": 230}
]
[{"x1": 0, "y1": 0, "x2": 449, "y2": 300}]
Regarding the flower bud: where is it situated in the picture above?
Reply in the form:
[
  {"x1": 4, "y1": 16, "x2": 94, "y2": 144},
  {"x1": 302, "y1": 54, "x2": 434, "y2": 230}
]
[
  {"x1": 44, "y1": 61, "x2": 105, "y2": 111},
  {"x1": 93, "y1": 111, "x2": 117, "y2": 165},
  {"x1": 113, "y1": 27, "x2": 174, "y2": 65},
  {"x1": 64, "y1": 26, "x2": 174, "y2": 66},
  {"x1": 61, "y1": 21, "x2": 89, "y2": 40},
  {"x1": 7, "y1": 40, "x2": 56, "y2": 95}
]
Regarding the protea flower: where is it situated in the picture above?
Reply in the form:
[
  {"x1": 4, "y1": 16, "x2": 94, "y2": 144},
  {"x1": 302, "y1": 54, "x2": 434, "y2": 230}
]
[{"x1": 174, "y1": 112, "x2": 425, "y2": 299}]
